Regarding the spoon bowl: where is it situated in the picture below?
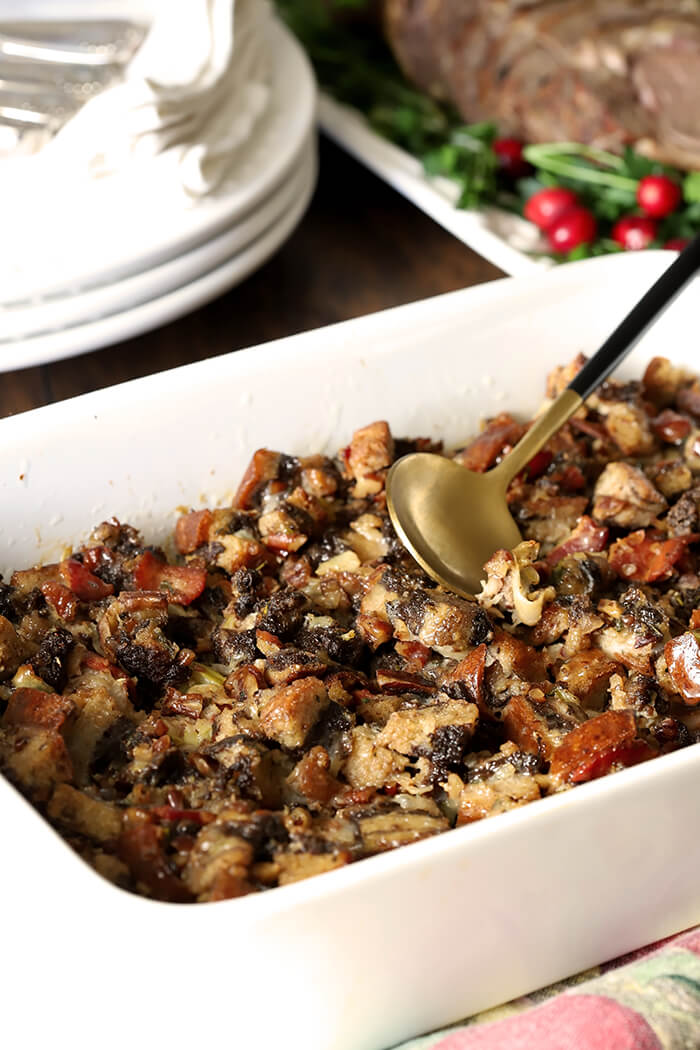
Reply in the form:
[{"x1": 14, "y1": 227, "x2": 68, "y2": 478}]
[
  {"x1": 387, "y1": 235, "x2": 700, "y2": 594},
  {"x1": 386, "y1": 453, "x2": 520, "y2": 596}
]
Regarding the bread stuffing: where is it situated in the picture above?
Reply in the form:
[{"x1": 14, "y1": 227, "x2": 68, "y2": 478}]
[{"x1": 2, "y1": 353, "x2": 699, "y2": 903}]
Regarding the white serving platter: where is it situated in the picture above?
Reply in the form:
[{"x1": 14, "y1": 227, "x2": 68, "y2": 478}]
[
  {"x1": 1, "y1": 250, "x2": 699, "y2": 1050},
  {"x1": 319, "y1": 93, "x2": 549, "y2": 277}
]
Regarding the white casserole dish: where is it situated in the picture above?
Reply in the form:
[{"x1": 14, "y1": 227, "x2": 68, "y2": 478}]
[{"x1": 2, "y1": 250, "x2": 700, "y2": 1050}]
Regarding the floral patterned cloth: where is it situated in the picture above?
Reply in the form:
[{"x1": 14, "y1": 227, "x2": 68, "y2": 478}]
[{"x1": 394, "y1": 928, "x2": 700, "y2": 1050}]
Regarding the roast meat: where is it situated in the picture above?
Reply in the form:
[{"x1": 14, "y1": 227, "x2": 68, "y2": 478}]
[{"x1": 382, "y1": 0, "x2": 700, "y2": 169}]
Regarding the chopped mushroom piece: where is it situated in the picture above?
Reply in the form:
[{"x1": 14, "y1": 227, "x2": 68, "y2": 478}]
[
  {"x1": 388, "y1": 588, "x2": 492, "y2": 656},
  {"x1": 666, "y1": 486, "x2": 700, "y2": 535},
  {"x1": 357, "y1": 803, "x2": 448, "y2": 851}
]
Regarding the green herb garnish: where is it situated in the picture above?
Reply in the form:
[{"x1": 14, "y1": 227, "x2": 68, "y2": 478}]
[{"x1": 277, "y1": 0, "x2": 699, "y2": 259}]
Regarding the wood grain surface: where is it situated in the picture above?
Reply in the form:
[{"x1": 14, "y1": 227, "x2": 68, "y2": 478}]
[{"x1": 0, "y1": 136, "x2": 503, "y2": 420}]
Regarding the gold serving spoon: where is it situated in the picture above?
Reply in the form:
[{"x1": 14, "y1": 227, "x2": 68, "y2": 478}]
[{"x1": 387, "y1": 239, "x2": 700, "y2": 597}]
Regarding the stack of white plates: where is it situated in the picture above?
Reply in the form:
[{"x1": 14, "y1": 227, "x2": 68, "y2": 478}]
[{"x1": 0, "y1": 18, "x2": 316, "y2": 373}]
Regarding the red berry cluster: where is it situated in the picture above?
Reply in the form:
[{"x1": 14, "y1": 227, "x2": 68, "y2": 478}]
[
  {"x1": 523, "y1": 187, "x2": 595, "y2": 252},
  {"x1": 495, "y1": 137, "x2": 688, "y2": 256},
  {"x1": 611, "y1": 176, "x2": 684, "y2": 251}
]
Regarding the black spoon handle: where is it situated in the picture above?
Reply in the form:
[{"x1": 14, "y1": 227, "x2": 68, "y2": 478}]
[{"x1": 569, "y1": 235, "x2": 700, "y2": 402}]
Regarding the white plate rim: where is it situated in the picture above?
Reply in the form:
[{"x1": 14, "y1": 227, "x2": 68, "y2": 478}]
[
  {"x1": 0, "y1": 137, "x2": 315, "y2": 345},
  {"x1": 0, "y1": 142, "x2": 317, "y2": 372},
  {"x1": 0, "y1": 16, "x2": 317, "y2": 306}
]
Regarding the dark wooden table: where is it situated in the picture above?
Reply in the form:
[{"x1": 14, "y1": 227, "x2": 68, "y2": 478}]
[{"x1": 0, "y1": 136, "x2": 503, "y2": 420}]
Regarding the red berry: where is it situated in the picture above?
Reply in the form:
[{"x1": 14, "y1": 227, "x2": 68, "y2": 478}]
[
  {"x1": 612, "y1": 215, "x2": 657, "y2": 251},
  {"x1": 546, "y1": 207, "x2": 597, "y2": 253},
  {"x1": 636, "y1": 175, "x2": 682, "y2": 219},
  {"x1": 664, "y1": 238, "x2": 689, "y2": 251},
  {"x1": 492, "y1": 138, "x2": 531, "y2": 179},
  {"x1": 524, "y1": 187, "x2": 579, "y2": 230}
]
